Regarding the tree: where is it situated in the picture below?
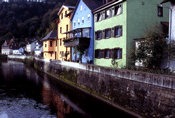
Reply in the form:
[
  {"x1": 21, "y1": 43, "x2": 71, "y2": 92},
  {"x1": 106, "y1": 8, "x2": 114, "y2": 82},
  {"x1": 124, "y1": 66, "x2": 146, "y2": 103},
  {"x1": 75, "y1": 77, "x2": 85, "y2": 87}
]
[
  {"x1": 134, "y1": 30, "x2": 167, "y2": 69},
  {"x1": 73, "y1": 45, "x2": 87, "y2": 63}
]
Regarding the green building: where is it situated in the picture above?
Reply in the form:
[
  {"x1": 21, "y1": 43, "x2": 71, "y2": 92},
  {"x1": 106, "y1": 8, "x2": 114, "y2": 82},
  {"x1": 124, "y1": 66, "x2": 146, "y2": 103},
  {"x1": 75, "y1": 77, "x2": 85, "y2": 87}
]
[{"x1": 93, "y1": 0, "x2": 169, "y2": 68}]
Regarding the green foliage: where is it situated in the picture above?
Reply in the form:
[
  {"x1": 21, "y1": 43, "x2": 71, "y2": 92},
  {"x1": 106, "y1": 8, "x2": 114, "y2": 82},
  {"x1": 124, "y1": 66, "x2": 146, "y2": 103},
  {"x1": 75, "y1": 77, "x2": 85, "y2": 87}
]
[
  {"x1": 135, "y1": 30, "x2": 167, "y2": 69},
  {"x1": 73, "y1": 45, "x2": 87, "y2": 63},
  {"x1": 24, "y1": 57, "x2": 34, "y2": 67},
  {"x1": 0, "y1": 2, "x2": 61, "y2": 40},
  {"x1": 0, "y1": 54, "x2": 7, "y2": 61}
]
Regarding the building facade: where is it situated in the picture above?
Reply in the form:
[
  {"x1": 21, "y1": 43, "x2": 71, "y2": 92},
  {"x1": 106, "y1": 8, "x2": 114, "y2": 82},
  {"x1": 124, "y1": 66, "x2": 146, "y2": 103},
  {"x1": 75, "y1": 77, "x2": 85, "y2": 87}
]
[
  {"x1": 1, "y1": 39, "x2": 19, "y2": 55},
  {"x1": 57, "y1": 5, "x2": 75, "y2": 61},
  {"x1": 161, "y1": 0, "x2": 175, "y2": 71},
  {"x1": 64, "y1": 0, "x2": 103, "y2": 64},
  {"x1": 42, "y1": 30, "x2": 57, "y2": 60},
  {"x1": 93, "y1": 0, "x2": 169, "y2": 68}
]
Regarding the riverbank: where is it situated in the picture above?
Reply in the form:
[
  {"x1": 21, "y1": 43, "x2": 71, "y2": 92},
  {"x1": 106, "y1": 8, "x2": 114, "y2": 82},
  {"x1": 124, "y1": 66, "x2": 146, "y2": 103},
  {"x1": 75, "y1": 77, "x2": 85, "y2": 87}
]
[
  {"x1": 8, "y1": 55, "x2": 175, "y2": 118},
  {"x1": 8, "y1": 55, "x2": 143, "y2": 117}
]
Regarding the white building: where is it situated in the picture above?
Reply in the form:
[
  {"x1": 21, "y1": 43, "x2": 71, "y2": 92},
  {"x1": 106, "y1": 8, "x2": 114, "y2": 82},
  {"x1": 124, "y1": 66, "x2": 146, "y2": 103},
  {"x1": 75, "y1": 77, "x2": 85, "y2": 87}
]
[
  {"x1": 1, "y1": 39, "x2": 19, "y2": 55},
  {"x1": 161, "y1": 0, "x2": 175, "y2": 71},
  {"x1": 34, "y1": 41, "x2": 43, "y2": 56},
  {"x1": 25, "y1": 40, "x2": 38, "y2": 54}
]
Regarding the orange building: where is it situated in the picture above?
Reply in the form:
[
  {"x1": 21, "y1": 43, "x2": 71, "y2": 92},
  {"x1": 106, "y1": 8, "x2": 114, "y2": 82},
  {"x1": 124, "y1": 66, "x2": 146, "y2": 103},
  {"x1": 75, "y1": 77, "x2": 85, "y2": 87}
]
[
  {"x1": 57, "y1": 5, "x2": 75, "y2": 61},
  {"x1": 42, "y1": 30, "x2": 57, "y2": 60}
]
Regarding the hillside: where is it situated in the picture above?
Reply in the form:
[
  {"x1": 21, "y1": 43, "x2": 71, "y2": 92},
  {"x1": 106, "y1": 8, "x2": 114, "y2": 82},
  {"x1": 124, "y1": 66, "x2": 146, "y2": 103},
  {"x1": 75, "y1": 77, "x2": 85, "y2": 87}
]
[{"x1": 0, "y1": 0, "x2": 77, "y2": 42}]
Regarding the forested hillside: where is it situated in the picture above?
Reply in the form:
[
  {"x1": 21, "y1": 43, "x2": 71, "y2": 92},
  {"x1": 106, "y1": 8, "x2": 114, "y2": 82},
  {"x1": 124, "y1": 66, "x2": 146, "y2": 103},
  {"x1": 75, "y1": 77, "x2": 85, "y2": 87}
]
[{"x1": 0, "y1": 0, "x2": 77, "y2": 42}]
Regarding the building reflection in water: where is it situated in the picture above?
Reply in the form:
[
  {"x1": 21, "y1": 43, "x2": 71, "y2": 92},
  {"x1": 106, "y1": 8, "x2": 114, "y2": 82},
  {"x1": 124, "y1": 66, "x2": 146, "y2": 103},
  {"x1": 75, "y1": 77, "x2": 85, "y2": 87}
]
[{"x1": 42, "y1": 75, "x2": 71, "y2": 118}]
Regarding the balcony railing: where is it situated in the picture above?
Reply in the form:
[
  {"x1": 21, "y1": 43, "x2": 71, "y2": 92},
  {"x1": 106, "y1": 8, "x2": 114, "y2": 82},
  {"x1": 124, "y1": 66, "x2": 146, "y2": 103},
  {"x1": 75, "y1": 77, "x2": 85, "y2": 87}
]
[
  {"x1": 63, "y1": 27, "x2": 91, "y2": 47},
  {"x1": 64, "y1": 37, "x2": 90, "y2": 47}
]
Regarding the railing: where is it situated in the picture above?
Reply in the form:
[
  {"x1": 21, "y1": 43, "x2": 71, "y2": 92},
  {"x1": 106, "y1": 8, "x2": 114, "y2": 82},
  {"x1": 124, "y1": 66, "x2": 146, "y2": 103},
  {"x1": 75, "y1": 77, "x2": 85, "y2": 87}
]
[{"x1": 51, "y1": 60, "x2": 175, "y2": 89}]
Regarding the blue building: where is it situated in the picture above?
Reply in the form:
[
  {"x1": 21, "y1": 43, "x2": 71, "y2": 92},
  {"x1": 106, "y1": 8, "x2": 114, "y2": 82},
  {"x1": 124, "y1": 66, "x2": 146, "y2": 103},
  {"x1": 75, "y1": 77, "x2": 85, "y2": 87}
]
[{"x1": 64, "y1": 0, "x2": 103, "y2": 64}]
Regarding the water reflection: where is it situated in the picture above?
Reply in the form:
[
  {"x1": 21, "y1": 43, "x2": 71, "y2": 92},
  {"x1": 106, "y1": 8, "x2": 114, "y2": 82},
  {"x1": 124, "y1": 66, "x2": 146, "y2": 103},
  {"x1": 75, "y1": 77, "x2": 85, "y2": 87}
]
[
  {"x1": 0, "y1": 61, "x2": 134, "y2": 118},
  {"x1": 0, "y1": 61, "x2": 86, "y2": 118}
]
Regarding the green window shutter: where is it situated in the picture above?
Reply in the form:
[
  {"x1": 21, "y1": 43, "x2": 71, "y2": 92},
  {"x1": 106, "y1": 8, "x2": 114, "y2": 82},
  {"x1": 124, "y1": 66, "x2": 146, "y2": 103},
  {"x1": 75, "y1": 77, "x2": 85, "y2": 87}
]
[
  {"x1": 111, "y1": 28, "x2": 114, "y2": 37},
  {"x1": 120, "y1": 26, "x2": 122, "y2": 36},
  {"x1": 95, "y1": 32, "x2": 98, "y2": 40},
  {"x1": 119, "y1": 48, "x2": 122, "y2": 59},
  {"x1": 103, "y1": 30, "x2": 106, "y2": 39}
]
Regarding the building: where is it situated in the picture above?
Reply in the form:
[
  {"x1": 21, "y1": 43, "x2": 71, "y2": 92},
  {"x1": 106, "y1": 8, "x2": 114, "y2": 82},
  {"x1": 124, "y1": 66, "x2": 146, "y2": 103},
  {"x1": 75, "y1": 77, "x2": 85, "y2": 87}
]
[
  {"x1": 93, "y1": 0, "x2": 169, "y2": 68},
  {"x1": 42, "y1": 30, "x2": 57, "y2": 60},
  {"x1": 34, "y1": 41, "x2": 43, "y2": 56},
  {"x1": 25, "y1": 40, "x2": 38, "y2": 54},
  {"x1": 64, "y1": 0, "x2": 103, "y2": 64},
  {"x1": 57, "y1": 5, "x2": 75, "y2": 61},
  {"x1": 161, "y1": 0, "x2": 175, "y2": 71},
  {"x1": 1, "y1": 39, "x2": 19, "y2": 55}
]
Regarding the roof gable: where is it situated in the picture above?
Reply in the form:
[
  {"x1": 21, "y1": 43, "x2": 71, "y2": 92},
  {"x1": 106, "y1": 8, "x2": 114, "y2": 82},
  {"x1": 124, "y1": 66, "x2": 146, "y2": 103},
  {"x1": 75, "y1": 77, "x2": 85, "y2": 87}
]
[
  {"x1": 57, "y1": 5, "x2": 75, "y2": 16},
  {"x1": 42, "y1": 30, "x2": 57, "y2": 41},
  {"x1": 71, "y1": 0, "x2": 103, "y2": 20}
]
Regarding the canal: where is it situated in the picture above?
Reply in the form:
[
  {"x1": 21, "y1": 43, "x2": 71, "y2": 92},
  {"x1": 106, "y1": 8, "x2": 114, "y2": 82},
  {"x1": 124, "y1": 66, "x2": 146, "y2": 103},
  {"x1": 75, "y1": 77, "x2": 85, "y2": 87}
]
[{"x1": 0, "y1": 60, "x2": 137, "y2": 118}]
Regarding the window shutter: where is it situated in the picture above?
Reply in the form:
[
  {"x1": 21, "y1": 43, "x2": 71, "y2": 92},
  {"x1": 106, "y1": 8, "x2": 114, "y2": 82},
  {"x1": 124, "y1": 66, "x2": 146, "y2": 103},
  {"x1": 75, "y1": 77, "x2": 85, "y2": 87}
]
[
  {"x1": 111, "y1": 27, "x2": 115, "y2": 37},
  {"x1": 103, "y1": 11, "x2": 105, "y2": 20},
  {"x1": 120, "y1": 26, "x2": 122, "y2": 36},
  {"x1": 119, "y1": 48, "x2": 122, "y2": 59},
  {"x1": 101, "y1": 50, "x2": 105, "y2": 58},
  {"x1": 95, "y1": 50, "x2": 98, "y2": 58},
  {"x1": 103, "y1": 30, "x2": 106, "y2": 39},
  {"x1": 111, "y1": 49, "x2": 114, "y2": 58},
  {"x1": 95, "y1": 14, "x2": 97, "y2": 22},
  {"x1": 95, "y1": 32, "x2": 98, "y2": 40},
  {"x1": 112, "y1": 7, "x2": 115, "y2": 17},
  {"x1": 109, "y1": 29, "x2": 111, "y2": 38},
  {"x1": 109, "y1": 49, "x2": 112, "y2": 58}
]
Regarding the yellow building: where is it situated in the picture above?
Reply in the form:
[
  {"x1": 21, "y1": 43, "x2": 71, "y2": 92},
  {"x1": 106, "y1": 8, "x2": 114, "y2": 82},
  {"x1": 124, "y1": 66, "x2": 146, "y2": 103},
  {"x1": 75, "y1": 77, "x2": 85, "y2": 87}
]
[
  {"x1": 42, "y1": 30, "x2": 57, "y2": 60},
  {"x1": 57, "y1": 5, "x2": 75, "y2": 61}
]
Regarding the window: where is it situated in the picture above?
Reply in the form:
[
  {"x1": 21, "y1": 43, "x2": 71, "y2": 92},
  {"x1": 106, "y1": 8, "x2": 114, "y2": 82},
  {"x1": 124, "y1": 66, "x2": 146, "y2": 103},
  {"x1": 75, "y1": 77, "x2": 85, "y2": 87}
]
[
  {"x1": 95, "y1": 31, "x2": 102, "y2": 40},
  {"x1": 50, "y1": 41, "x2": 52, "y2": 47},
  {"x1": 158, "y1": 6, "x2": 163, "y2": 17},
  {"x1": 78, "y1": 19, "x2": 80, "y2": 25},
  {"x1": 60, "y1": 39, "x2": 62, "y2": 46},
  {"x1": 80, "y1": 5, "x2": 82, "y2": 11},
  {"x1": 95, "y1": 50, "x2": 101, "y2": 58},
  {"x1": 60, "y1": 27, "x2": 62, "y2": 33},
  {"x1": 88, "y1": 14, "x2": 90, "y2": 21},
  {"x1": 105, "y1": 29, "x2": 111, "y2": 38},
  {"x1": 74, "y1": 21, "x2": 76, "y2": 27},
  {"x1": 61, "y1": 13, "x2": 63, "y2": 19},
  {"x1": 106, "y1": 9, "x2": 111, "y2": 18},
  {"x1": 51, "y1": 53, "x2": 52, "y2": 57},
  {"x1": 97, "y1": 13, "x2": 103, "y2": 21},
  {"x1": 66, "y1": 25, "x2": 68, "y2": 32},
  {"x1": 82, "y1": 17, "x2": 84, "y2": 24},
  {"x1": 65, "y1": 11, "x2": 67, "y2": 16},
  {"x1": 105, "y1": 49, "x2": 110, "y2": 58},
  {"x1": 114, "y1": 48, "x2": 122, "y2": 59},
  {"x1": 56, "y1": 40, "x2": 57, "y2": 46},
  {"x1": 114, "y1": 26, "x2": 122, "y2": 37},
  {"x1": 115, "y1": 5, "x2": 122, "y2": 15}
]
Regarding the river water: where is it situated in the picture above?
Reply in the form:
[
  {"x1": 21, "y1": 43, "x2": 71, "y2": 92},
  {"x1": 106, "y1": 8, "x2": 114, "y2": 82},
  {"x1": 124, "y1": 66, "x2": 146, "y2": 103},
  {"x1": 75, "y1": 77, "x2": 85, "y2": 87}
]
[{"x1": 0, "y1": 61, "x2": 135, "y2": 118}]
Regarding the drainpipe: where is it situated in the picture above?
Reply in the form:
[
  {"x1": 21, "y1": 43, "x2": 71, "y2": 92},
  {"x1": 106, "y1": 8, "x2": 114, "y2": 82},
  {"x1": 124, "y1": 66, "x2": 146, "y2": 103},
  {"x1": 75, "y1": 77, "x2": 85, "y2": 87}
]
[{"x1": 160, "y1": 4, "x2": 172, "y2": 70}]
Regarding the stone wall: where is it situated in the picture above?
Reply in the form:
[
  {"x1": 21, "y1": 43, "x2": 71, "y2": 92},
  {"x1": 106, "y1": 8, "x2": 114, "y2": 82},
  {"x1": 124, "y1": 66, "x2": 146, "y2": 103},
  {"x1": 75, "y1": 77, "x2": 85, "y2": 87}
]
[{"x1": 30, "y1": 59, "x2": 175, "y2": 117}]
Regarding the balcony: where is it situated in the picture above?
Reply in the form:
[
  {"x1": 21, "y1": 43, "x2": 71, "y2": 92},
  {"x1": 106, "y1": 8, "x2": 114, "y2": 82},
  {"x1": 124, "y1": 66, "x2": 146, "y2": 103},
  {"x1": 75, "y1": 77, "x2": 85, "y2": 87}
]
[
  {"x1": 63, "y1": 27, "x2": 91, "y2": 47},
  {"x1": 64, "y1": 37, "x2": 90, "y2": 47}
]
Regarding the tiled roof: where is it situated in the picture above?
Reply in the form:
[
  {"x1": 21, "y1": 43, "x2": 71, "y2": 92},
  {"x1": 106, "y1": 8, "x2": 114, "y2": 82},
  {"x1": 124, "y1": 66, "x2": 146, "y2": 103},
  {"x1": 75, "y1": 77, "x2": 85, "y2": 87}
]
[
  {"x1": 82, "y1": 0, "x2": 103, "y2": 11},
  {"x1": 42, "y1": 30, "x2": 57, "y2": 41}
]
